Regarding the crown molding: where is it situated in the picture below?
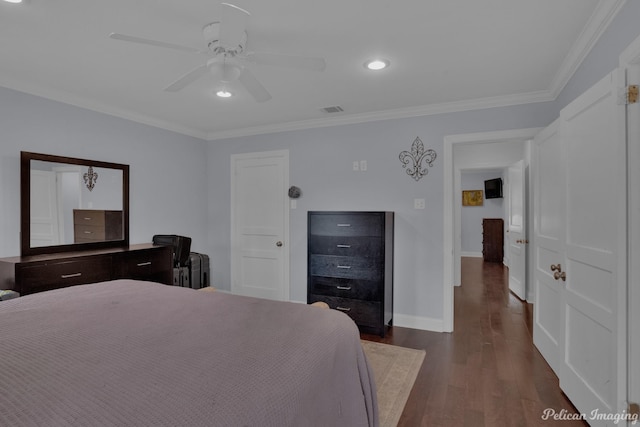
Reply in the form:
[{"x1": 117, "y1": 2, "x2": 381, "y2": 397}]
[
  {"x1": 206, "y1": 90, "x2": 554, "y2": 141},
  {"x1": 548, "y1": 0, "x2": 627, "y2": 97},
  {"x1": 0, "y1": 78, "x2": 208, "y2": 140}
]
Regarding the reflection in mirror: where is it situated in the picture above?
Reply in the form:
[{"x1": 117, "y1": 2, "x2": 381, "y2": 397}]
[
  {"x1": 29, "y1": 161, "x2": 124, "y2": 247},
  {"x1": 21, "y1": 151, "x2": 129, "y2": 257}
]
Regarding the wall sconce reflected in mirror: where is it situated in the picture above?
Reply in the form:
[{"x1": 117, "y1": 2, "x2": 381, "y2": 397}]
[{"x1": 83, "y1": 166, "x2": 98, "y2": 191}]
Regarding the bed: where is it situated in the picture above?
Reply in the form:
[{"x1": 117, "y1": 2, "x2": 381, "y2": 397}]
[{"x1": 0, "y1": 279, "x2": 378, "y2": 426}]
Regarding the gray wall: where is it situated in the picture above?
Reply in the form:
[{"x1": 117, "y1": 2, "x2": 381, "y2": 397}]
[
  {"x1": 0, "y1": 87, "x2": 208, "y2": 257},
  {"x1": 205, "y1": 104, "x2": 554, "y2": 326}
]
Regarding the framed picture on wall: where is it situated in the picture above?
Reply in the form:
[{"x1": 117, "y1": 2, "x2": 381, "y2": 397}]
[{"x1": 462, "y1": 190, "x2": 483, "y2": 206}]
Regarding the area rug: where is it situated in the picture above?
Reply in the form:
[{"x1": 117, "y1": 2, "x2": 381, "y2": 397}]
[{"x1": 361, "y1": 340, "x2": 426, "y2": 427}]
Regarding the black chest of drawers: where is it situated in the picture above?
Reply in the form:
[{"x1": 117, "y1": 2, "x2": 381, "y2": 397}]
[{"x1": 307, "y1": 211, "x2": 394, "y2": 337}]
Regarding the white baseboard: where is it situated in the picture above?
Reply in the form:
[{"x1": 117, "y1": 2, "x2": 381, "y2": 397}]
[
  {"x1": 293, "y1": 300, "x2": 445, "y2": 333},
  {"x1": 460, "y1": 251, "x2": 483, "y2": 258},
  {"x1": 393, "y1": 313, "x2": 445, "y2": 333}
]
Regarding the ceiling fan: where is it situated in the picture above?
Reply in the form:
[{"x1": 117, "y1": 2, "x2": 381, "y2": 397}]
[{"x1": 109, "y1": 3, "x2": 326, "y2": 102}]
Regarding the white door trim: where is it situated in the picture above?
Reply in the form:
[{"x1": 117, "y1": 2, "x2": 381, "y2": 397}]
[
  {"x1": 230, "y1": 149, "x2": 290, "y2": 301},
  {"x1": 443, "y1": 128, "x2": 541, "y2": 332},
  {"x1": 620, "y1": 33, "x2": 640, "y2": 419}
]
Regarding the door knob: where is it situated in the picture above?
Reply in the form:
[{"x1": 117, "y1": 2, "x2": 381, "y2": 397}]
[
  {"x1": 276, "y1": 241, "x2": 283, "y2": 247},
  {"x1": 550, "y1": 264, "x2": 562, "y2": 272},
  {"x1": 559, "y1": 271, "x2": 566, "y2": 282}
]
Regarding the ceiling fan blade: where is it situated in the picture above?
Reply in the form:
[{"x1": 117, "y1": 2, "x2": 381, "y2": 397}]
[
  {"x1": 219, "y1": 3, "x2": 250, "y2": 48},
  {"x1": 109, "y1": 33, "x2": 205, "y2": 54},
  {"x1": 244, "y1": 52, "x2": 326, "y2": 72},
  {"x1": 164, "y1": 64, "x2": 208, "y2": 92},
  {"x1": 238, "y1": 67, "x2": 272, "y2": 102}
]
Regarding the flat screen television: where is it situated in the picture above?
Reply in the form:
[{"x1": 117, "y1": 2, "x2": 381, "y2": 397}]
[{"x1": 484, "y1": 178, "x2": 503, "y2": 199}]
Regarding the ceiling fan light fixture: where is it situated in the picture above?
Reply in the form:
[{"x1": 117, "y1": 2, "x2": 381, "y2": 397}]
[
  {"x1": 216, "y1": 89, "x2": 233, "y2": 98},
  {"x1": 365, "y1": 59, "x2": 390, "y2": 71}
]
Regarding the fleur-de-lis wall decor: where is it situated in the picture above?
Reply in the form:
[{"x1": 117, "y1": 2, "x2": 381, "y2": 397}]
[
  {"x1": 398, "y1": 136, "x2": 437, "y2": 181},
  {"x1": 83, "y1": 166, "x2": 98, "y2": 191}
]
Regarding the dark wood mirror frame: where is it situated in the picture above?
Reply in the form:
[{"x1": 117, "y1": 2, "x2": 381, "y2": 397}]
[{"x1": 20, "y1": 151, "x2": 130, "y2": 256}]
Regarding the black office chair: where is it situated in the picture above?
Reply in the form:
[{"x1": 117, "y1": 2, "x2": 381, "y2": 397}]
[{"x1": 152, "y1": 235, "x2": 192, "y2": 268}]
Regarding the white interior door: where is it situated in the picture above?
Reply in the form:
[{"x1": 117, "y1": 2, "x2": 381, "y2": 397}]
[
  {"x1": 507, "y1": 160, "x2": 526, "y2": 300},
  {"x1": 558, "y1": 70, "x2": 627, "y2": 423},
  {"x1": 231, "y1": 150, "x2": 289, "y2": 301},
  {"x1": 532, "y1": 119, "x2": 563, "y2": 375},
  {"x1": 30, "y1": 170, "x2": 60, "y2": 247}
]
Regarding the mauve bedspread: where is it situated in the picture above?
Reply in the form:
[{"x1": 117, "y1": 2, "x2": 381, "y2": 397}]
[{"x1": 0, "y1": 280, "x2": 378, "y2": 426}]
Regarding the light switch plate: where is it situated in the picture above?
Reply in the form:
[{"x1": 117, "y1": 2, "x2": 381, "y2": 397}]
[{"x1": 414, "y1": 198, "x2": 426, "y2": 209}]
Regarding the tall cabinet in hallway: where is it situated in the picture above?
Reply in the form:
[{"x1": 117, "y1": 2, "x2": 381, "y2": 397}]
[{"x1": 482, "y1": 218, "x2": 504, "y2": 263}]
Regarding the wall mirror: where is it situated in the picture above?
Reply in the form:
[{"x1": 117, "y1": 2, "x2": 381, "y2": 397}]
[{"x1": 21, "y1": 151, "x2": 129, "y2": 256}]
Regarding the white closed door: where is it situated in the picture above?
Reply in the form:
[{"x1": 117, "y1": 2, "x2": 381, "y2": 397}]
[
  {"x1": 558, "y1": 69, "x2": 627, "y2": 423},
  {"x1": 533, "y1": 70, "x2": 628, "y2": 424},
  {"x1": 507, "y1": 159, "x2": 526, "y2": 300},
  {"x1": 231, "y1": 150, "x2": 289, "y2": 301},
  {"x1": 532, "y1": 119, "x2": 563, "y2": 375}
]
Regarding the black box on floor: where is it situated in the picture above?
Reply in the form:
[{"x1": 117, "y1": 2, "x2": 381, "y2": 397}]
[{"x1": 187, "y1": 253, "x2": 210, "y2": 289}]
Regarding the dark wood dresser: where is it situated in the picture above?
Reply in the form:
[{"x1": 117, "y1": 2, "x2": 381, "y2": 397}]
[
  {"x1": 0, "y1": 243, "x2": 172, "y2": 296},
  {"x1": 73, "y1": 209, "x2": 124, "y2": 243},
  {"x1": 482, "y1": 218, "x2": 504, "y2": 263},
  {"x1": 307, "y1": 211, "x2": 394, "y2": 337}
]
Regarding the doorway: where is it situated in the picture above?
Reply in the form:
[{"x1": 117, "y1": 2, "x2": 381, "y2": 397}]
[{"x1": 443, "y1": 128, "x2": 540, "y2": 332}]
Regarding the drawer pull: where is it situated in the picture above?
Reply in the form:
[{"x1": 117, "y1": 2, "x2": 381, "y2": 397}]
[
  {"x1": 336, "y1": 306, "x2": 351, "y2": 312},
  {"x1": 61, "y1": 273, "x2": 82, "y2": 279},
  {"x1": 84, "y1": 231, "x2": 92, "y2": 234},
  {"x1": 337, "y1": 223, "x2": 351, "y2": 227},
  {"x1": 336, "y1": 265, "x2": 351, "y2": 269},
  {"x1": 83, "y1": 217, "x2": 92, "y2": 220},
  {"x1": 336, "y1": 286, "x2": 352, "y2": 290},
  {"x1": 137, "y1": 261, "x2": 152, "y2": 267},
  {"x1": 336, "y1": 244, "x2": 351, "y2": 248}
]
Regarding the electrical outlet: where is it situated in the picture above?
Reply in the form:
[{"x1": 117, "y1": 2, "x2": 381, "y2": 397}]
[
  {"x1": 353, "y1": 161, "x2": 360, "y2": 171},
  {"x1": 360, "y1": 160, "x2": 367, "y2": 171},
  {"x1": 414, "y1": 198, "x2": 426, "y2": 209}
]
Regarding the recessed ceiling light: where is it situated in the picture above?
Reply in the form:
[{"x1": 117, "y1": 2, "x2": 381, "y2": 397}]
[
  {"x1": 3, "y1": 0, "x2": 24, "y2": 3},
  {"x1": 365, "y1": 59, "x2": 390, "y2": 71},
  {"x1": 216, "y1": 90, "x2": 233, "y2": 98}
]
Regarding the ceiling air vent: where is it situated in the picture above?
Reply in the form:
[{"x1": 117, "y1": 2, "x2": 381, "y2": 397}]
[{"x1": 321, "y1": 106, "x2": 344, "y2": 113}]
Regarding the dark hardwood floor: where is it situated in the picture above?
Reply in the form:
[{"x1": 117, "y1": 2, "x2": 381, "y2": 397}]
[{"x1": 361, "y1": 257, "x2": 587, "y2": 427}]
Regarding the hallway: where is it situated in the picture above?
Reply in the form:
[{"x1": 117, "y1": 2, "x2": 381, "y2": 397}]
[{"x1": 362, "y1": 257, "x2": 587, "y2": 426}]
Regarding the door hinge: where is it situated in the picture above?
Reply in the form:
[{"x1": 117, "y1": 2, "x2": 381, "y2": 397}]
[
  {"x1": 629, "y1": 402, "x2": 640, "y2": 417},
  {"x1": 619, "y1": 85, "x2": 639, "y2": 105},
  {"x1": 627, "y1": 85, "x2": 638, "y2": 104}
]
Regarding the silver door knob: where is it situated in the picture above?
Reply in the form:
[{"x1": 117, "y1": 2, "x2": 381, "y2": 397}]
[{"x1": 276, "y1": 241, "x2": 283, "y2": 247}]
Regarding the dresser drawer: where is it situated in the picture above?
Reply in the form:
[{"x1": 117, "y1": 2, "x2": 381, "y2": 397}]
[
  {"x1": 308, "y1": 276, "x2": 381, "y2": 300},
  {"x1": 308, "y1": 294, "x2": 381, "y2": 328},
  {"x1": 17, "y1": 257, "x2": 112, "y2": 295},
  {"x1": 309, "y1": 255, "x2": 382, "y2": 281},
  {"x1": 309, "y1": 213, "x2": 383, "y2": 237},
  {"x1": 73, "y1": 210, "x2": 106, "y2": 227},
  {"x1": 308, "y1": 236, "x2": 383, "y2": 257},
  {"x1": 113, "y1": 247, "x2": 172, "y2": 283},
  {"x1": 74, "y1": 224, "x2": 106, "y2": 242}
]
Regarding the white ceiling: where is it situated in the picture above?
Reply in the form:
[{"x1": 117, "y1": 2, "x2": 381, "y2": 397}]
[{"x1": 0, "y1": 0, "x2": 623, "y2": 140}]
